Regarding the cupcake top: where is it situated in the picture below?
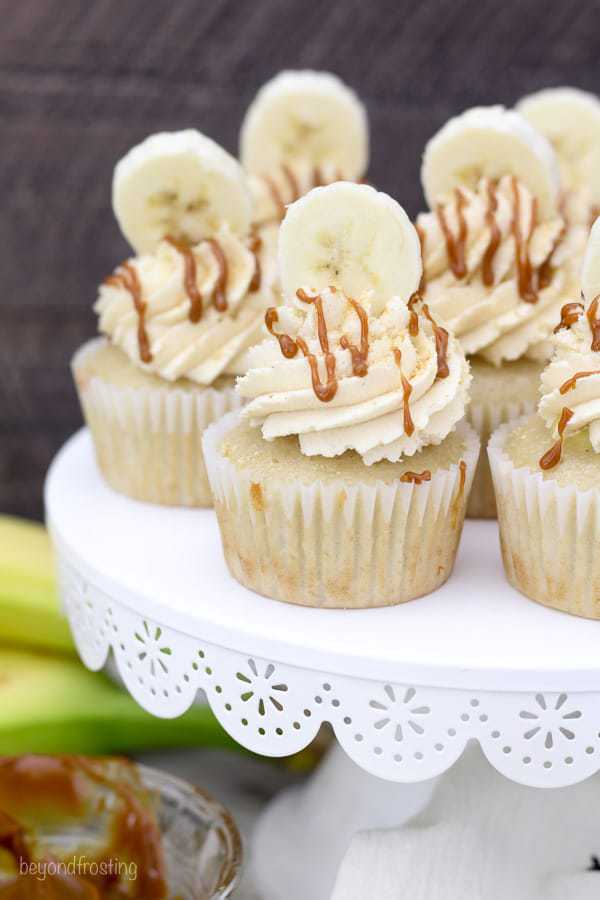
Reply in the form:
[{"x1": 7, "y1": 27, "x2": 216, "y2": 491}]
[
  {"x1": 239, "y1": 71, "x2": 369, "y2": 226},
  {"x1": 238, "y1": 182, "x2": 470, "y2": 465},
  {"x1": 96, "y1": 130, "x2": 278, "y2": 386},
  {"x1": 417, "y1": 106, "x2": 587, "y2": 366},
  {"x1": 517, "y1": 87, "x2": 600, "y2": 228},
  {"x1": 538, "y1": 217, "x2": 600, "y2": 467}
]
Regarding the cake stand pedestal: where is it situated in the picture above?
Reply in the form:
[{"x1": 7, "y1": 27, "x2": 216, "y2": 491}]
[{"x1": 46, "y1": 430, "x2": 600, "y2": 900}]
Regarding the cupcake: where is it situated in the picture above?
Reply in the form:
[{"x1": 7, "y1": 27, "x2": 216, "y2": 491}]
[
  {"x1": 489, "y1": 217, "x2": 600, "y2": 618},
  {"x1": 416, "y1": 106, "x2": 587, "y2": 517},
  {"x1": 72, "y1": 130, "x2": 278, "y2": 507},
  {"x1": 517, "y1": 87, "x2": 600, "y2": 227},
  {"x1": 203, "y1": 182, "x2": 479, "y2": 609}
]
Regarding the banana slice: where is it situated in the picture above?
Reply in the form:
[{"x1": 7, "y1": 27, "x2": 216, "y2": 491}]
[
  {"x1": 278, "y1": 182, "x2": 421, "y2": 311},
  {"x1": 240, "y1": 70, "x2": 368, "y2": 180},
  {"x1": 113, "y1": 129, "x2": 253, "y2": 254},
  {"x1": 581, "y1": 216, "x2": 600, "y2": 302},
  {"x1": 517, "y1": 87, "x2": 600, "y2": 199},
  {"x1": 421, "y1": 105, "x2": 560, "y2": 219}
]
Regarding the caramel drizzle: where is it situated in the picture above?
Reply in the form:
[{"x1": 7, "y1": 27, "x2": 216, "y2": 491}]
[
  {"x1": 249, "y1": 227, "x2": 262, "y2": 292},
  {"x1": 539, "y1": 407, "x2": 573, "y2": 470},
  {"x1": 393, "y1": 348, "x2": 415, "y2": 437},
  {"x1": 296, "y1": 289, "x2": 338, "y2": 401},
  {"x1": 450, "y1": 459, "x2": 467, "y2": 528},
  {"x1": 588, "y1": 296, "x2": 600, "y2": 351},
  {"x1": 165, "y1": 236, "x2": 203, "y2": 322},
  {"x1": 511, "y1": 176, "x2": 538, "y2": 303},
  {"x1": 559, "y1": 369, "x2": 600, "y2": 394},
  {"x1": 340, "y1": 299, "x2": 369, "y2": 377},
  {"x1": 409, "y1": 310, "x2": 419, "y2": 336},
  {"x1": 104, "y1": 261, "x2": 152, "y2": 364},
  {"x1": 281, "y1": 164, "x2": 300, "y2": 201},
  {"x1": 263, "y1": 175, "x2": 286, "y2": 218},
  {"x1": 590, "y1": 205, "x2": 600, "y2": 230},
  {"x1": 538, "y1": 223, "x2": 566, "y2": 290},
  {"x1": 206, "y1": 238, "x2": 228, "y2": 311},
  {"x1": 436, "y1": 188, "x2": 468, "y2": 279},
  {"x1": 400, "y1": 470, "x2": 431, "y2": 484},
  {"x1": 166, "y1": 235, "x2": 228, "y2": 318},
  {"x1": 263, "y1": 166, "x2": 351, "y2": 220},
  {"x1": 265, "y1": 308, "x2": 299, "y2": 358},
  {"x1": 481, "y1": 180, "x2": 500, "y2": 286},
  {"x1": 422, "y1": 302, "x2": 449, "y2": 379},
  {"x1": 553, "y1": 301, "x2": 583, "y2": 334}
]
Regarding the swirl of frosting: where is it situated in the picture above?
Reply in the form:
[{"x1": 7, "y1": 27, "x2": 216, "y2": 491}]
[
  {"x1": 96, "y1": 226, "x2": 277, "y2": 385},
  {"x1": 417, "y1": 175, "x2": 587, "y2": 366},
  {"x1": 238, "y1": 287, "x2": 471, "y2": 464},
  {"x1": 538, "y1": 299, "x2": 600, "y2": 465}
]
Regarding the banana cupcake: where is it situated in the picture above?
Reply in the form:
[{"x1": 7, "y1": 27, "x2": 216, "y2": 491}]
[
  {"x1": 517, "y1": 87, "x2": 600, "y2": 227},
  {"x1": 72, "y1": 129, "x2": 277, "y2": 507},
  {"x1": 203, "y1": 182, "x2": 479, "y2": 609},
  {"x1": 489, "y1": 218, "x2": 600, "y2": 618},
  {"x1": 416, "y1": 105, "x2": 587, "y2": 517}
]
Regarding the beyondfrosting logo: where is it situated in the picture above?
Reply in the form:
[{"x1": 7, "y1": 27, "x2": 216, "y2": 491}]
[{"x1": 19, "y1": 856, "x2": 138, "y2": 882}]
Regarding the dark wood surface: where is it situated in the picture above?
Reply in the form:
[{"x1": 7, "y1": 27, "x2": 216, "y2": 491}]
[{"x1": 1, "y1": 0, "x2": 598, "y2": 519}]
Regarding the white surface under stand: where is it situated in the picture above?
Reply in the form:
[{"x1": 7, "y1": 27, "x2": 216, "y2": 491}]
[{"x1": 46, "y1": 430, "x2": 600, "y2": 900}]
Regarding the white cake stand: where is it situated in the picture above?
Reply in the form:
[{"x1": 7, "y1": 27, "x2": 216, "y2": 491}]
[{"x1": 46, "y1": 430, "x2": 600, "y2": 900}]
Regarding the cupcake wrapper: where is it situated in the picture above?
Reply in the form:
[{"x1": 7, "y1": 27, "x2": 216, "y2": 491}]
[
  {"x1": 72, "y1": 342, "x2": 241, "y2": 507},
  {"x1": 203, "y1": 412, "x2": 480, "y2": 609},
  {"x1": 489, "y1": 415, "x2": 600, "y2": 619},
  {"x1": 466, "y1": 396, "x2": 537, "y2": 519}
]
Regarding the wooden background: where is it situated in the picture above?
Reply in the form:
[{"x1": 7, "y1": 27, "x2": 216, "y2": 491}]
[{"x1": 1, "y1": 0, "x2": 598, "y2": 519}]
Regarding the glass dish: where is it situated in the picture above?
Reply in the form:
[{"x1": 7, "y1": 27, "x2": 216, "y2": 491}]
[{"x1": 139, "y1": 764, "x2": 242, "y2": 899}]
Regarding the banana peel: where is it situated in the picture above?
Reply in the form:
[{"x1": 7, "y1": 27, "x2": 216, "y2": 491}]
[
  {"x1": 0, "y1": 516, "x2": 74, "y2": 654},
  {"x1": 0, "y1": 646, "x2": 235, "y2": 754}
]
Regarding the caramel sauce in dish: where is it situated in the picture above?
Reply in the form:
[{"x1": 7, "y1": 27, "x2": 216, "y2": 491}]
[
  {"x1": 0, "y1": 756, "x2": 167, "y2": 900},
  {"x1": 104, "y1": 262, "x2": 152, "y2": 364},
  {"x1": 539, "y1": 407, "x2": 574, "y2": 470}
]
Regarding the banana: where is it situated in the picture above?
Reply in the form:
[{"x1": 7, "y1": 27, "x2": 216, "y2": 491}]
[
  {"x1": 0, "y1": 516, "x2": 74, "y2": 654},
  {"x1": 113, "y1": 129, "x2": 253, "y2": 254},
  {"x1": 240, "y1": 70, "x2": 368, "y2": 181},
  {"x1": 581, "y1": 216, "x2": 600, "y2": 302},
  {"x1": 421, "y1": 105, "x2": 560, "y2": 219},
  {"x1": 278, "y1": 181, "x2": 422, "y2": 311},
  {"x1": 516, "y1": 86, "x2": 600, "y2": 208}
]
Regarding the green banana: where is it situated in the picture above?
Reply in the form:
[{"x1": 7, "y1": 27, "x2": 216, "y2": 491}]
[
  {"x1": 0, "y1": 516, "x2": 74, "y2": 654},
  {"x1": 0, "y1": 647, "x2": 235, "y2": 754}
]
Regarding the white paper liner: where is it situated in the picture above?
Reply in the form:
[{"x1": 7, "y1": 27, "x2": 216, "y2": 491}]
[
  {"x1": 466, "y1": 394, "x2": 537, "y2": 519},
  {"x1": 72, "y1": 340, "x2": 242, "y2": 507},
  {"x1": 489, "y1": 414, "x2": 600, "y2": 619},
  {"x1": 203, "y1": 412, "x2": 480, "y2": 609}
]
